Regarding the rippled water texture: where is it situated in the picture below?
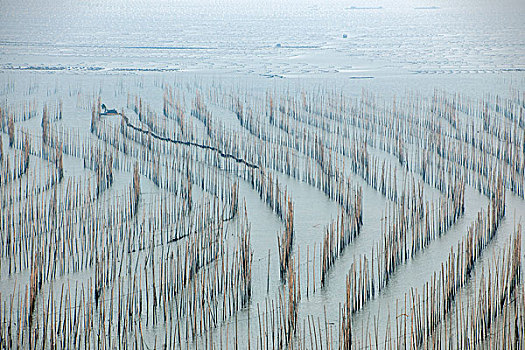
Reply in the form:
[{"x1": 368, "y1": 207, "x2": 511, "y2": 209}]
[
  {"x1": 1, "y1": 0, "x2": 524, "y2": 77},
  {"x1": 0, "y1": 0, "x2": 524, "y2": 348}
]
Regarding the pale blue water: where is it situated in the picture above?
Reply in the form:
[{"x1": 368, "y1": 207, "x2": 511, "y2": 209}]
[
  {"x1": 1, "y1": 0, "x2": 523, "y2": 78},
  {"x1": 0, "y1": 0, "x2": 524, "y2": 347}
]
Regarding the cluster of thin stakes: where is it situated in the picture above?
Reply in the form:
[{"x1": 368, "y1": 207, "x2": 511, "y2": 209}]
[{"x1": 0, "y1": 76, "x2": 524, "y2": 349}]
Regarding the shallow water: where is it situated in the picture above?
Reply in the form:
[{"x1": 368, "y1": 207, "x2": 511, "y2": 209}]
[
  {"x1": 1, "y1": 0, "x2": 524, "y2": 77},
  {"x1": 1, "y1": 0, "x2": 524, "y2": 348}
]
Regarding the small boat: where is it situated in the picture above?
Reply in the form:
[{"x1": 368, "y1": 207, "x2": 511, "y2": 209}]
[{"x1": 100, "y1": 104, "x2": 120, "y2": 116}]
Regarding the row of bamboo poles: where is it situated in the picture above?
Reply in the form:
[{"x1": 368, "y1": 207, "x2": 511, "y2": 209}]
[
  {"x1": 338, "y1": 171, "x2": 508, "y2": 349},
  {"x1": 1, "y1": 82, "x2": 259, "y2": 348},
  {"x1": 206, "y1": 82, "x2": 522, "y2": 348},
  {"x1": 0, "y1": 76, "x2": 523, "y2": 349},
  {"x1": 0, "y1": 181, "x2": 252, "y2": 348}
]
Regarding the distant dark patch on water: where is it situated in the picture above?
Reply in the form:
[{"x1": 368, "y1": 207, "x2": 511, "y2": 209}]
[
  {"x1": 260, "y1": 73, "x2": 284, "y2": 79},
  {"x1": 412, "y1": 68, "x2": 524, "y2": 74},
  {"x1": 21, "y1": 66, "x2": 66, "y2": 71},
  {"x1": 345, "y1": 6, "x2": 383, "y2": 10},
  {"x1": 124, "y1": 46, "x2": 216, "y2": 50},
  {"x1": 1, "y1": 65, "x2": 104, "y2": 71},
  {"x1": 274, "y1": 45, "x2": 320, "y2": 49},
  {"x1": 502, "y1": 68, "x2": 525, "y2": 72},
  {"x1": 0, "y1": 65, "x2": 180, "y2": 73},
  {"x1": 414, "y1": 6, "x2": 440, "y2": 10},
  {"x1": 349, "y1": 76, "x2": 374, "y2": 79},
  {"x1": 112, "y1": 67, "x2": 180, "y2": 72}
]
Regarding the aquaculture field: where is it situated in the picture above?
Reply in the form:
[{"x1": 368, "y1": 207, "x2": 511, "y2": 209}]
[
  {"x1": 1, "y1": 0, "x2": 525, "y2": 348},
  {"x1": 0, "y1": 72, "x2": 524, "y2": 349}
]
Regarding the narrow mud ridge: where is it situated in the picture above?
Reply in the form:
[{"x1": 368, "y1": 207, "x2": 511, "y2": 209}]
[{"x1": 120, "y1": 113, "x2": 260, "y2": 169}]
